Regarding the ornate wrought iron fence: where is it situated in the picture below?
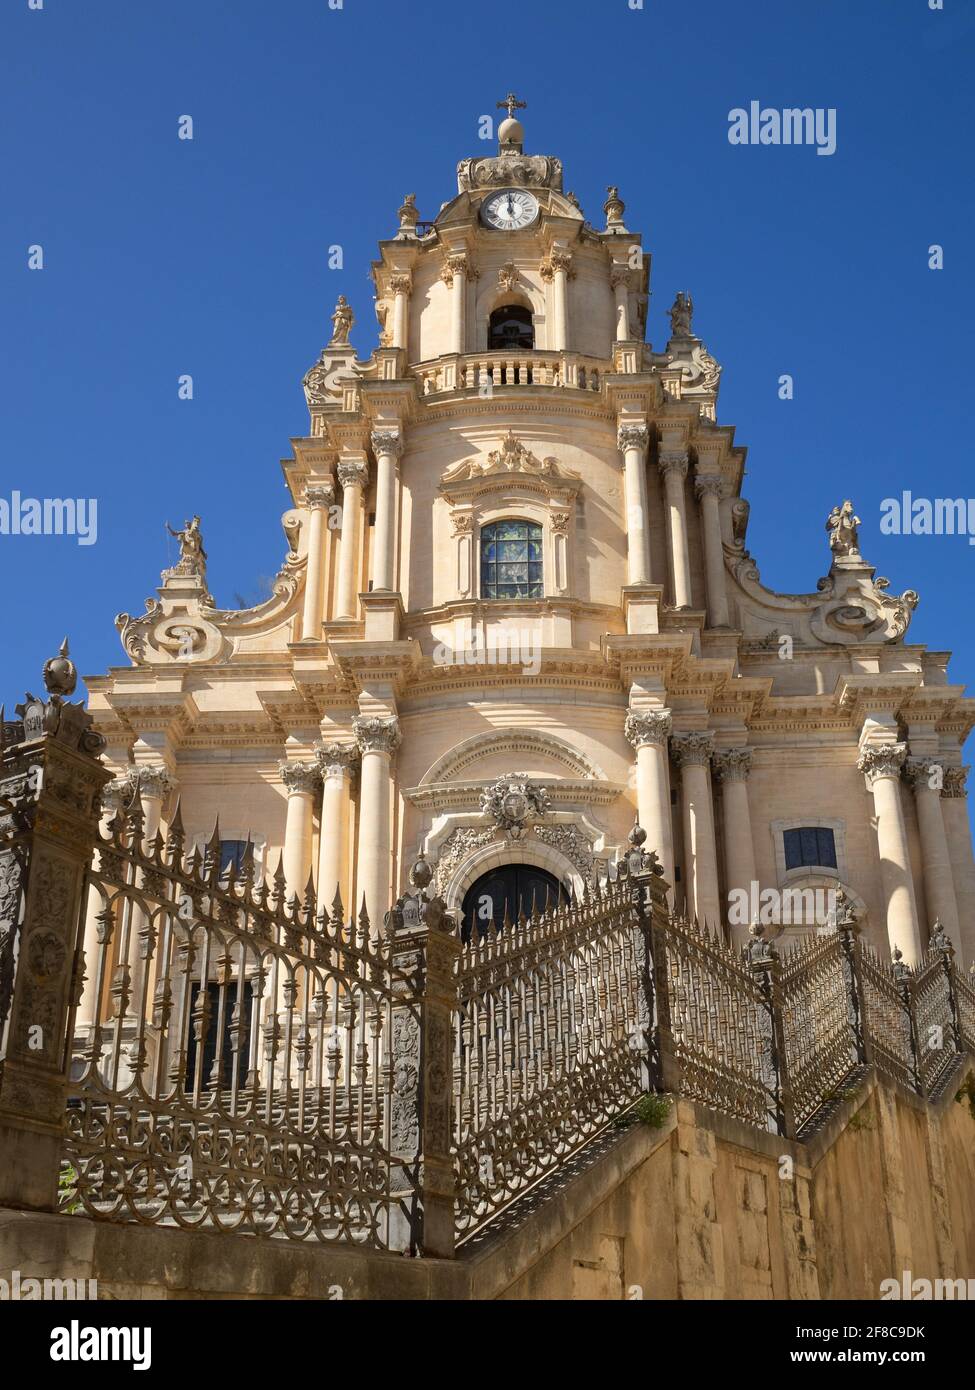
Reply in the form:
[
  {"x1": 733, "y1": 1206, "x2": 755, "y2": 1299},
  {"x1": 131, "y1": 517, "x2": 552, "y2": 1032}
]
[
  {"x1": 64, "y1": 794, "x2": 408, "y2": 1247},
  {"x1": 452, "y1": 872, "x2": 650, "y2": 1241},
  {"x1": 910, "y1": 942, "x2": 963, "y2": 1097},
  {"x1": 657, "y1": 915, "x2": 775, "y2": 1131},
  {"x1": 778, "y1": 931, "x2": 860, "y2": 1135},
  {"x1": 2, "y1": 649, "x2": 974, "y2": 1258},
  {"x1": 859, "y1": 938, "x2": 917, "y2": 1090}
]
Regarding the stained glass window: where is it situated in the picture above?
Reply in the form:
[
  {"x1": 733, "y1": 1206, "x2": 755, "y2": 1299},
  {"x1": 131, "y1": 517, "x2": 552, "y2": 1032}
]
[{"x1": 480, "y1": 520, "x2": 543, "y2": 599}]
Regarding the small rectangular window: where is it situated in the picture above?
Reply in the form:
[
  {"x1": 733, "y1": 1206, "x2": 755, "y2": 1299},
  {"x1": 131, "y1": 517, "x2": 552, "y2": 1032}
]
[
  {"x1": 218, "y1": 839, "x2": 249, "y2": 876},
  {"x1": 784, "y1": 827, "x2": 837, "y2": 871}
]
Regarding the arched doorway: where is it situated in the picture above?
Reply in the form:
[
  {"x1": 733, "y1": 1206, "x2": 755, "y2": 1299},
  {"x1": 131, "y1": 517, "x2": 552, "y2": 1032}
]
[{"x1": 461, "y1": 863, "x2": 568, "y2": 939}]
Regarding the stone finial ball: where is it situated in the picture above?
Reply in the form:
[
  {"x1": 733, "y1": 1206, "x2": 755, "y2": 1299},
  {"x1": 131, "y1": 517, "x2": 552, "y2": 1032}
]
[
  {"x1": 498, "y1": 116, "x2": 524, "y2": 146},
  {"x1": 411, "y1": 852, "x2": 432, "y2": 891},
  {"x1": 43, "y1": 638, "x2": 77, "y2": 697}
]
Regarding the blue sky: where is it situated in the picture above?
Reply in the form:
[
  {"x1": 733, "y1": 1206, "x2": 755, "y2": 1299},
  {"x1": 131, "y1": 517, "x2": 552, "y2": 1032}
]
[{"x1": 2, "y1": 0, "x2": 973, "y2": 754}]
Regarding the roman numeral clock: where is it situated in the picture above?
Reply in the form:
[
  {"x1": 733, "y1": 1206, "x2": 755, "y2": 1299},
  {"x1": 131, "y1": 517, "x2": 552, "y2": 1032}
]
[{"x1": 480, "y1": 188, "x2": 539, "y2": 230}]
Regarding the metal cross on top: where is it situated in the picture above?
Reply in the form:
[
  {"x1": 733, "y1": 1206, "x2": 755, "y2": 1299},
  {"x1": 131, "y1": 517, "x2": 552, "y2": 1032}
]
[{"x1": 496, "y1": 92, "x2": 527, "y2": 119}]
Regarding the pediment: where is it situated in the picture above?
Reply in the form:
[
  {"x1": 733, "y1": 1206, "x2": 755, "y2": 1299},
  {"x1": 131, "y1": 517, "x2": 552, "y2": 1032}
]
[{"x1": 440, "y1": 431, "x2": 582, "y2": 501}]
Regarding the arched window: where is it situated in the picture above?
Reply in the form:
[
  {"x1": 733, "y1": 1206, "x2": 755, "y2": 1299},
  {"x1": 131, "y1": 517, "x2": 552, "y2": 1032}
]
[
  {"x1": 480, "y1": 519, "x2": 543, "y2": 599},
  {"x1": 488, "y1": 303, "x2": 534, "y2": 350}
]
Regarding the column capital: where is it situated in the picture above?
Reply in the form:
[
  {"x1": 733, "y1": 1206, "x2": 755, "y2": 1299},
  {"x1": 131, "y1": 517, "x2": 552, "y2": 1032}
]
[
  {"x1": 857, "y1": 742, "x2": 907, "y2": 787},
  {"x1": 941, "y1": 766, "x2": 969, "y2": 799},
  {"x1": 370, "y1": 428, "x2": 404, "y2": 460},
  {"x1": 624, "y1": 709, "x2": 672, "y2": 749},
  {"x1": 540, "y1": 249, "x2": 573, "y2": 282},
  {"x1": 337, "y1": 458, "x2": 369, "y2": 490},
  {"x1": 279, "y1": 760, "x2": 321, "y2": 796},
  {"x1": 388, "y1": 273, "x2": 412, "y2": 295},
  {"x1": 440, "y1": 253, "x2": 470, "y2": 285},
  {"x1": 135, "y1": 765, "x2": 176, "y2": 801},
  {"x1": 316, "y1": 741, "x2": 360, "y2": 777},
  {"x1": 101, "y1": 771, "x2": 138, "y2": 812},
  {"x1": 617, "y1": 422, "x2": 649, "y2": 454},
  {"x1": 304, "y1": 481, "x2": 336, "y2": 509},
  {"x1": 712, "y1": 747, "x2": 752, "y2": 783},
  {"x1": 659, "y1": 450, "x2": 689, "y2": 480},
  {"x1": 610, "y1": 266, "x2": 632, "y2": 290},
  {"x1": 694, "y1": 472, "x2": 724, "y2": 501},
  {"x1": 353, "y1": 714, "x2": 402, "y2": 756},
  {"x1": 903, "y1": 756, "x2": 943, "y2": 791},
  {"x1": 670, "y1": 731, "x2": 714, "y2": 768}
]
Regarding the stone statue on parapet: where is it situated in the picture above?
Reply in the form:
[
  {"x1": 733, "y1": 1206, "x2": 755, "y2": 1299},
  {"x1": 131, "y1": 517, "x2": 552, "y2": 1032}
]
[
  {"x1": 826, "y1": 500, "x2": 862, "y2": 558},
  {"x1": 165, "y1": 515, "x2": 207, "y2": 577},
  {"x1": 329, "y1": 295, "x2": 354, "y2": 346},
  {"x1": 668, "y1": 291, "x2": 694, "y2": 338}
]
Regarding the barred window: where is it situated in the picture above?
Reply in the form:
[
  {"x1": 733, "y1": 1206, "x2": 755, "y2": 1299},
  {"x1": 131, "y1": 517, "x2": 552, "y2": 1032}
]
[
  {"x1": 783, "y1": 827, "x2": 837, "y2": 872},
  {"x1": 480, "y1": 519, "x2": 543, "y2": 600}
]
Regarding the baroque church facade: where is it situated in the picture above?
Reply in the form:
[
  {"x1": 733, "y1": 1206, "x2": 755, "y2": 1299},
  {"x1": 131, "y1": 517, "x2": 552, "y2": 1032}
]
[{"x1": 87, "y1": 102, "x2": 975, "y2": 980}]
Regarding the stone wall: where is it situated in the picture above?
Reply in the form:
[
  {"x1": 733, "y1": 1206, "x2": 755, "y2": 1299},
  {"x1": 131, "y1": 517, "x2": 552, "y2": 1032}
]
[{"x1": 3, "y1": 1065, "x2": 972, "y2": 1300}]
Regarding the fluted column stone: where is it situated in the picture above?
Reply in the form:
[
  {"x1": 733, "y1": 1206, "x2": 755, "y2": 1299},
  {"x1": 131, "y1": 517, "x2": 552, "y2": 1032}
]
[
  {"x1": 712, "y1": 748, "x2": 757, "y2": 948},
  {"x1": 370, "y1": 429, "x2": 402, "y2": 593},
  {"x1": 695, "y1": 473, "x2": 730, "y2": 628},
  {"x1": 905, "y1": 757, "x2": 963, "y2": 956},
  {"x1": 624, "y1": 708, "x2": 674, "y2": 890},
  {"x1": 279, "y1": 761, "x2": 320, "y2": 902},
  {"x1": 301, "y1": 482, "x2": 335, "y2": 641},
  {"x1": 316, "y1": 742, "x2": 359, "y2": 914},
  {"x1": 388, "y1": 273, "x2": 412, "y2": 351},
  {"x1": 671, "y1": 732, "x2": 721, "y2": 928},
  {"x1": 617, "y1": 422, "x2": 652, "y2": 588},
  {"x1": 857, "y1": 744, "x2": 923, "y2": 965},
  {"x1": 659, "y1": 450, "x2": 693, "y2": 609},
  {"x1": 940, "y1": 767, "x2": 975, "y2": 966},
  {"x1": 335, "y1": 458, "x2": 369, "y2": 619},
  {"x1": 354, "y1": 715, "x2": 401, "y2": 935}
]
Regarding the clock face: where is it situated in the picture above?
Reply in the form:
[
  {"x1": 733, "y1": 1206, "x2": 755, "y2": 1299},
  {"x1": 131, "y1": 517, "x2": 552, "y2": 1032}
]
[{"x1": 481, "y1": 188, "x2": 539, "y2": 231}]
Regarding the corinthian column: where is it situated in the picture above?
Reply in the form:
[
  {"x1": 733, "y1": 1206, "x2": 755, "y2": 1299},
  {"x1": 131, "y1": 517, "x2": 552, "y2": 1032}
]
[
  {"x1": 370, "y1": 429, "x2": 402, "y2": 592},
  {"x1": 543, "y1": 250, "x2": 572, "y2": 351},
  {"x1": 712, "y1": 748, "x2": 757, "y2": 948},
  {"x1": 905, "y1": 758, "x2": 962, "y2": 955},
  {"x1": 857, "y1": 744, "x2": 923, "y2": 965},
  {"x1": 694, "y1": 473, "x2": 730, "y2": 628},
  {"x1": 301, "y1": 482, "x2": 335, "y2": 641},
  {"x1": 335, "y1": 458, "x2": 369, "y2": 619},
  {"x1": 624, "y1": 708, "x2": 673, "y2": 889},
  {"x1": 279, "y1": 761, "x2": 320, "y2": 901},
  {"x1": 658, "y1": 450, "x2": 693, "y2": 609},
  {"x1": 315, "y1": 742, "x2": 359, "y2": 914},
  {"x1": 940, "y1": 767, "x2": 975, "y2": 966},
  {"x1": 388, "y1": 273, "x2": 412, "y2": 351},
  {"x1": 610, "y1": 267, "x2": 631, "y2": 341},
  {"x1": 617, "y1": 422, "x2": 652, "y2": 587},
  {"x1": 671, "y1": 733, "x2": 720, "y2": 927},
  {"x1": 443, "y1": 255, "x2": 468, "y2": 355},
  {"x1": 353, "y1": 715, "x2": 401, "y2": 934}
]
